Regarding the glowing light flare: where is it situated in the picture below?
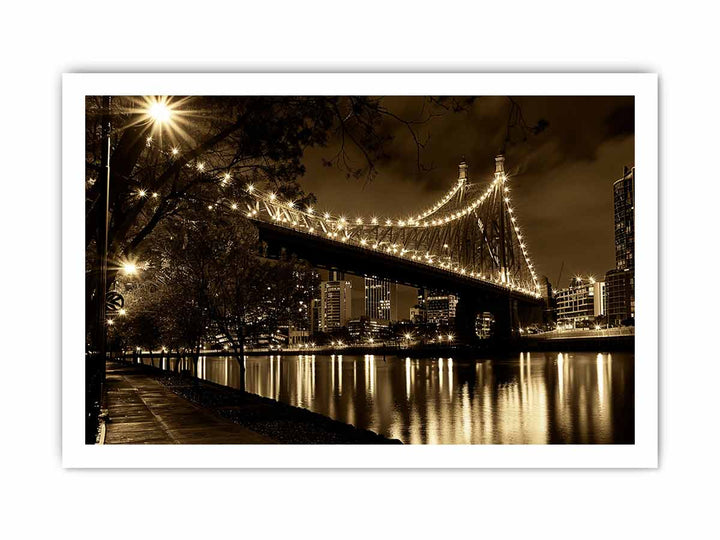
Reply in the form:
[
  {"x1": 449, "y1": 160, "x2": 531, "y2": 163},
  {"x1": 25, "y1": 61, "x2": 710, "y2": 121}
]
[
  {"x1": 121, "y1": 261, "x2": 138, "y2": 275},
  {"x1": 147, "y1": 100, "x2": 172, "y2": 124}
]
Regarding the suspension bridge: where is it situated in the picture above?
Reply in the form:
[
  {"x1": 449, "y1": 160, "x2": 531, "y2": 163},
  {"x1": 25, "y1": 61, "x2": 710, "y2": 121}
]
[{"x1": 245, "y1": 155, "x2": 545, "y2": 340}]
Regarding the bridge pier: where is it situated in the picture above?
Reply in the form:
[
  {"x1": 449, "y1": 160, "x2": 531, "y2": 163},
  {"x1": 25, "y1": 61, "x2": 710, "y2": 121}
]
[{"x1": 455, "y1": 291, "x2": 541, "y2": 343}]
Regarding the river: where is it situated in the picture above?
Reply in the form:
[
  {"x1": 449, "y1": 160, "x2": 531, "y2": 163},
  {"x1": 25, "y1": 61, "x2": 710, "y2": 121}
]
[{"x1": 143, "y1": 351, "x2": 634, "y2": 444}]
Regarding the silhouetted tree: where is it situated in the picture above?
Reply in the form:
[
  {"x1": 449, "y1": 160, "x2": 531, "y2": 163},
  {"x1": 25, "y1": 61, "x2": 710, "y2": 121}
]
[{"x1": 85, "y1": 95, "x2": 472, "y2": 434}]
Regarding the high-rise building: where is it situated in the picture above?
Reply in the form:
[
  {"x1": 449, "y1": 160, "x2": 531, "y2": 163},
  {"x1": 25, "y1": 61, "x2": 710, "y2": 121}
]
[
  {"x1": 605, "y1": 269, "x2": 634, "y2": 325},
  {"x1": 364, "y1": 276, "x2": 398, "y2": 321},
  {"x1": 413, "y1": 287, "x2": 428, "y2": 324},
  {"x1": 320, "y1": 279, "x2": 352, "y2": 332},
  {"x1": 426, "y1": 290, "x2": 458, "y2": 326},
  {"x1": 309, "y1": 297, "x2": 321, "y2": 335},
  {"x1": 614, "y1": 167, "x2": 635, "y2": 271},
  {"x1": 539, "y1": 275, "x2": 557, "y2": 324},
  {"x1": 605, "y1": 166, "x2": 635, "y2": 325}
]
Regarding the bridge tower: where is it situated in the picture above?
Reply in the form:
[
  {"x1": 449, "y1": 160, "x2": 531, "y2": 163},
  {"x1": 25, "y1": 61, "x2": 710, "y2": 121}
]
[
  {"x1": 458, "y1": 159, "x2": 468, "y2": 201},
  {"x1": 247, "y1": 152, "x2": 543, "y2": 343},
  {"x1": 495, "y1": 154, "x2": 510, "y2": 285}
]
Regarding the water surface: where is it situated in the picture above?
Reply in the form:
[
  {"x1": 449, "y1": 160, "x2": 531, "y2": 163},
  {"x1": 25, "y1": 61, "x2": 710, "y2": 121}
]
[{"x1": 146, "y1": 352, "x2": 634, "y2": 444}]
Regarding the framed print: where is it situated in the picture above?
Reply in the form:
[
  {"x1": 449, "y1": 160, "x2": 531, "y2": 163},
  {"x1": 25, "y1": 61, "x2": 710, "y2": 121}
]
[{"x1": 62, "y1": 73, "x2": 658, "y2": 468}]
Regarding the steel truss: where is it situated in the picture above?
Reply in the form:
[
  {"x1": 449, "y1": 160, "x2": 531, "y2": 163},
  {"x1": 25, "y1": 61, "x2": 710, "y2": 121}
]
[{"x1": 245, "y1": 155, "x2": 540, "y2": 299}]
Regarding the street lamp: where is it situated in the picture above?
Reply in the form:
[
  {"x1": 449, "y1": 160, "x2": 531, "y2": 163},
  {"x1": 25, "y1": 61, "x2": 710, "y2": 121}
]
[
  {"x1": 148, "y1": 100, "x2": 172, "y2": 124},
  {"x1": 122, "y1": 261, "x2": 138, "y2": 275},
  {"x1": 95, "y1": 97, "x2": 176, "y2": 422}
]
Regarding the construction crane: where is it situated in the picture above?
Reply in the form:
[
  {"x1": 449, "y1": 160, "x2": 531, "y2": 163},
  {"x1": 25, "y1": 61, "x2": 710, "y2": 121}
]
[{"x1": 555, "y1": 261, "x2": 564, "y2": 290}]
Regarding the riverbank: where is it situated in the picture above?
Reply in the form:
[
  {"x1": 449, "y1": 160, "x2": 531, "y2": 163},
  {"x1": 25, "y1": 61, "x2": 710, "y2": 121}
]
[
  {"x1": 106, "y1": 360, "x2": 400, "y2": 444},
  {"x1": 121, "y1": 332, "x2": 634, "y2": 363}
]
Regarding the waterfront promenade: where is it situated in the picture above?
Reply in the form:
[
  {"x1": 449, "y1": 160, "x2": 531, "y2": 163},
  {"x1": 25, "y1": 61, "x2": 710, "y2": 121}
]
[
  {"x1": 103, "y1": 362, "x2": 273, "y2": 444},
  {"x1": 103, "y1": 361, "x2": 398, "y2": 444}
]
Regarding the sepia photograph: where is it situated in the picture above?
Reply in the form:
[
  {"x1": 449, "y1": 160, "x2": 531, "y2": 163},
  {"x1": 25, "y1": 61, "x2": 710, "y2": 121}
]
[{"x1": 64, "y1": 73, "x2": 656, "y2": 466}]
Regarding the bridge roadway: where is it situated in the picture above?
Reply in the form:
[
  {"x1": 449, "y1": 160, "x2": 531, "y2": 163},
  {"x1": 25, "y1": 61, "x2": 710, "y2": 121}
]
[{"x1": 253, "y1": 220, "x2": 544, "y2": 340}]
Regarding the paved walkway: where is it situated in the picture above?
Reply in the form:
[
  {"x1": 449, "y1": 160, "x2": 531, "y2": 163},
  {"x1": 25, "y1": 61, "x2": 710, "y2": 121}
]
[{"x1": 103, "y1": 361, "x2": 274, "y2": 444}]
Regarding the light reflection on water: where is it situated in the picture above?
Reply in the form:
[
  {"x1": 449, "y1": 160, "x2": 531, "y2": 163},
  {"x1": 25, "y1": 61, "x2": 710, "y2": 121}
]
[{"x1": 144, "y1": 351, "x2": 634, "y2": 444}]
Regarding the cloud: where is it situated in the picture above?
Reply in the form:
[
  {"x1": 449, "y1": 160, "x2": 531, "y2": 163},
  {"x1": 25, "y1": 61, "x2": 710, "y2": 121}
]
[{"x1": 300, "y1": 96, "x2": 634, "y2": 288}]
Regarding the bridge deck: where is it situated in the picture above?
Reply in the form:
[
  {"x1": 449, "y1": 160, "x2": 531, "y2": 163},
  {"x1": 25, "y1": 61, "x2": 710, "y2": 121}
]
[{"x1": 253, "y1": 219, "x2": 542, "y2": 304}]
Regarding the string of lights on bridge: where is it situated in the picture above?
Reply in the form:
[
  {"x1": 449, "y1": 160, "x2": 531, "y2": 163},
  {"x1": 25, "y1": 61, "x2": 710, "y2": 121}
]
[{"x1": 134, "y1": 131, "x2": 541, "y2": 299}]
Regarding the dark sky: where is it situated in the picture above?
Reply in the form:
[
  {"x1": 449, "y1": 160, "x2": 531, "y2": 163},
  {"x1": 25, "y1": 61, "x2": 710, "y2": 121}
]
[{"x1": 297, "y1": 96, "x2": 634, "y2": 318}]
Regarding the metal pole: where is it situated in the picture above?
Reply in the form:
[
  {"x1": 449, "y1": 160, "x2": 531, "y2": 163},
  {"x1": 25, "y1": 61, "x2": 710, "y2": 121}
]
[{"x1": 98, "y1": 97, "x2": 111, "y2": 416}]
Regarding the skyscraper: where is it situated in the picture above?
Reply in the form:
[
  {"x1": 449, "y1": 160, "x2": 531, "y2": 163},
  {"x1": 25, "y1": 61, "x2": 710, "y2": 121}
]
[
  {"x1": 605, "y1": 166, "x2": 635, "y2": 325},
  {"x1": 364, "y1": 276, "x2": 397, "y2": 321},
  {"x1": 320, "y1": 279, "x2": 352, "y2": 332},
  {"x1": 614, "y1": 166, "x2": 635, "y2": 270}
]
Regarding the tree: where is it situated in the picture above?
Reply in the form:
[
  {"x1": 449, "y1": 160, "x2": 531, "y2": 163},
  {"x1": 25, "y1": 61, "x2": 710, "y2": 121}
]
[
  {"x1": 113, "y1": 207, "x2": 320, "y2": 391},
  {"x1": 85, "y1": 95, "x2": 472, "y2": 438},
  {"x1": 86, "y1": 95, "x2": 471, "y2": 331}
]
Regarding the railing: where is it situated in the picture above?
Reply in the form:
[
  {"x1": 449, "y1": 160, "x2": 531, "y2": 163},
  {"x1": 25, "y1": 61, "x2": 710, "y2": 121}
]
[{"x1": 526, "y1": 327, "x2": 634, "y2": 340}]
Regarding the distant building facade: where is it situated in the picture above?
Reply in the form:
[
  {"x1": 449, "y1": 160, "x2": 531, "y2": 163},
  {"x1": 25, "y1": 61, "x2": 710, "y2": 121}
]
[
  {"x1": 412, "y1": 288, "x2": 428, "y2": 324},
  {"x1": 310, "y1": 297, "x2": 321, "y2": 335},
  {"x1": 555, "y1": 277, "x2": 604, "y2": 327},
  {"x1": 409, "y1": 307, "x2": 424, "y2": 324},
  {"x1": 593, "y1": 280, "x2": 606, "y2": 317},
  {"x1": 348, "y1": 317, "x2": 390, "y2": 342},
  {"x1": 539, "y1": 275, "x2": 557, "y2": 324},
  {"x1": 364, "y1": 276, "x2": 398, "y2": 321},
  {"x1": 614, "y1": 167, "x2": 635, "y2": 271},
  {"x1": 475, "y1": 312, "x2": 495, "y2": 339},
  {"x1": 605, "y1": 269, "x2": 634, "y2": 325},
  {"x1": 605, "y1": 166, "x2": 635, "y2": 325},
  {"x1": 426, "y1": 290, "x2": 458, "y2": 326},
  {"x1": 320, "y1": 279, "x2": 352, "y2": 332}
]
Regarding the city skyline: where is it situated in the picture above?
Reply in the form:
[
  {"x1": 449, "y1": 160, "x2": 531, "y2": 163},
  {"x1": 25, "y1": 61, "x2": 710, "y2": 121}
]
[{"x1": 317, "y1": 160, "x2": 634, "y2": 326}]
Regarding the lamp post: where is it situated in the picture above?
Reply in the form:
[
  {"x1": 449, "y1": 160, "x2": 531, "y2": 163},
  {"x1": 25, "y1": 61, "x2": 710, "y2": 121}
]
[{"x1": 89, "y1": 97, "x2": 174, "y2": 443}]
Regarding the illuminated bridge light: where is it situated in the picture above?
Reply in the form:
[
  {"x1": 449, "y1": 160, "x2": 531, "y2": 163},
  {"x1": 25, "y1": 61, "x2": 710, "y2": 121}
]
[{"x1": 245, "y1": 155, "x2": 539, "y2": 299}]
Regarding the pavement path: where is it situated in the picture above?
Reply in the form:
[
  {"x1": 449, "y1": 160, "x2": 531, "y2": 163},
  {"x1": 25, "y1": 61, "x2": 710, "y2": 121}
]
[{"x1": 103, "y1": 361, "x2": 274, "y2": 444}]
